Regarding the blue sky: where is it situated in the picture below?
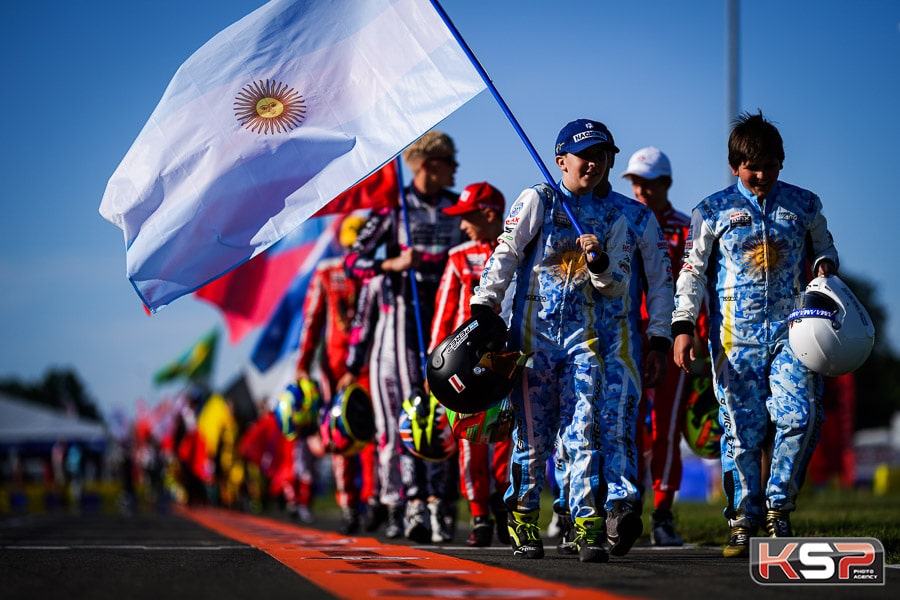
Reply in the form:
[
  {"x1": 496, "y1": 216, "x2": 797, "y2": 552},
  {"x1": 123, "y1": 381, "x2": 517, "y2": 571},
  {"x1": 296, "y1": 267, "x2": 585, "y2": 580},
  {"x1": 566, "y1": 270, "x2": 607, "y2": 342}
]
[{"x1": 1, "y1": 0, "x2": 898, "y2": 421}]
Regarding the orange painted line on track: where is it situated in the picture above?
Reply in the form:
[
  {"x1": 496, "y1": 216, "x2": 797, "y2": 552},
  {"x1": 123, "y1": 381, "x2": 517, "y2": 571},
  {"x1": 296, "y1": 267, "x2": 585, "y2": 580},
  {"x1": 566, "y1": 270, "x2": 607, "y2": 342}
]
[{"x1": 179, "y1": 505, "x2": 636, "y2": 600}]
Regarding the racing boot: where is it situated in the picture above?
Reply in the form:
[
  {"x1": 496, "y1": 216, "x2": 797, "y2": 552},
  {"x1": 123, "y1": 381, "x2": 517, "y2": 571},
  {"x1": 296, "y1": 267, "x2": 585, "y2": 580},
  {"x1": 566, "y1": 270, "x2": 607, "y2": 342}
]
[
  {"x1": 405, "y1": 499, "x2": 432, "y2": 543},
  {"x1": 606, "y1": 500, "x2": 643, "y2": 556},
  {"x1": 556, "y1": 511, "x2": 578, "y2": 555},
  {"x1": 764, "y1": 509, "x2": 793, "y2": 537},
  {"x1": 466, "y1": 515, "x2": 493, "y2": 547},
  {"x1": 364, "y1": 499, "x2": 388, "y2": 533},
  {"x1": 573, "y1": 516, "x2": 609, "y2": 563},
  {"x1": 490, "y1": 492, "x2": 510, "y2": 545},
  {"x1": 338, "y1": 506, "x2": 360, "y2": 535},
  {"x1": 650, "y1": 508, "x2": 684, "y2": 547},
  {"x1": 428, "y1": 498, "x2": 452, "y2": 543},
  {"x1": 507, "y1": 510, "x2": 544, "y2": 559},
  {"x1": 384, "y1": 503, "x2": 405, "y2": 539},
  {"x1": 723, "y1": 524, "x2": 757, "y2": 558}
]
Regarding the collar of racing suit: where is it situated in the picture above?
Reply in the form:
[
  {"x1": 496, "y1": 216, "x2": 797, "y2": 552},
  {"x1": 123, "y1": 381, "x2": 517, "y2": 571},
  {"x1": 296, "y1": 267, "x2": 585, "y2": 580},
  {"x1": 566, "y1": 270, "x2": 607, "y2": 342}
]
[
  {"x1": 408, "y1": 185, "x2": 443, "y2": 207},
  {"x1": 736, "y1": 178, "x2": 781, "y2": 206}
]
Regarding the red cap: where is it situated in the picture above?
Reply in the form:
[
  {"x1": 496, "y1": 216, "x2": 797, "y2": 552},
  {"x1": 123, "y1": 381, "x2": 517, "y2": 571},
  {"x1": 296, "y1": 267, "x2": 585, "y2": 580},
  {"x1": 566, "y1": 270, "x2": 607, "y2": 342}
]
[{"x1": 443, "y1": 182, "x2": 505, "y2": 216}]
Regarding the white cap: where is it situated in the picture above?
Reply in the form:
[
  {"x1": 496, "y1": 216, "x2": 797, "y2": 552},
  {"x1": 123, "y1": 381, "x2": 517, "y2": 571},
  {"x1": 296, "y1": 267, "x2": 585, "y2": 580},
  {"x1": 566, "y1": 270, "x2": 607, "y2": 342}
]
[{"x1": 621, "y1": 146, "x2": 672, "y2": 180}]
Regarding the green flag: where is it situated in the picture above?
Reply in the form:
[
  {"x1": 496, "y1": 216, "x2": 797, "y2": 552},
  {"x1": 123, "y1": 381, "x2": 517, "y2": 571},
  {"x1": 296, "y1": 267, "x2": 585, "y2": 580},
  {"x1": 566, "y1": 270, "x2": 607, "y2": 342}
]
[{"x1": 154, "y1": 328, "x2": 219, "y2": 386}]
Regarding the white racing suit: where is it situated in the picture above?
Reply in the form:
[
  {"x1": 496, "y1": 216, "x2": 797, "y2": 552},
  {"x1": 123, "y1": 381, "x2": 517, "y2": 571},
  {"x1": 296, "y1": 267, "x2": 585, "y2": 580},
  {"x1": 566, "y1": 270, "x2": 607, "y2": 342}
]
[
  {"x1": 471, "y1": 183, "x2": 631, "y2": 519},
  {"x1": 672, "y1": 180, "x2": 838, "y2": 527}
]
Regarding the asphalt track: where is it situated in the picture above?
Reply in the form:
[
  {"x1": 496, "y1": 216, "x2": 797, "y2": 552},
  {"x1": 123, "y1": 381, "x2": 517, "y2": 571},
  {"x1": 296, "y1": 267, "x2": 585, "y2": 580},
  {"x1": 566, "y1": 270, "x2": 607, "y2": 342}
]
[{"x1": 1, "y1": 506, "x2": 895, "y2": 600}]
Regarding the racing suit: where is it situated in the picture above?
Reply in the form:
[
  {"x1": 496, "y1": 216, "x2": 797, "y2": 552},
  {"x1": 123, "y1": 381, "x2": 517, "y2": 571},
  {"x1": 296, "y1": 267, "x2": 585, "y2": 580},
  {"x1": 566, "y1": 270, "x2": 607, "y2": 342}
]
[
  {"x1": 429, "y1": 238, "x2": 511, "y2": 521},
  {"x1": 296, "y1": 256, "x2": 375, "y2": 513},
  {"x1": 599, "y1": 193, "x2": 673, "y2": 509},
  {"x1": 471, "y1": 183, "x2": 631, "y2": 519},
  {"x1": 344, "y1": 186, "x2": 466, "y2": 509},
  {"x1": 553, "y1": 191, "x2": 674, "y2": 512},
  {"x1": 672, "y1": 179, "x2": 838, "y2": 527},
  {"x1": 635, "y1": 202, "x2": 707, "y2": 506}
]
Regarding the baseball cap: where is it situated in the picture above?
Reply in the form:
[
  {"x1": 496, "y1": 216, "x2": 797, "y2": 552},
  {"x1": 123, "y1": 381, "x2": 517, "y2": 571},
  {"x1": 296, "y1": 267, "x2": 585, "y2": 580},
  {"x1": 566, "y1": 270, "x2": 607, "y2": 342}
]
[
  {"x1": 621, "y1": 146, "x2": 672, "y2": 179},
  {"x1": 443, "y1": 182, "x2": 505, "y2": 216},
  {"x1": 555, "y1": 119, "x2": 620, "y2": 156}
]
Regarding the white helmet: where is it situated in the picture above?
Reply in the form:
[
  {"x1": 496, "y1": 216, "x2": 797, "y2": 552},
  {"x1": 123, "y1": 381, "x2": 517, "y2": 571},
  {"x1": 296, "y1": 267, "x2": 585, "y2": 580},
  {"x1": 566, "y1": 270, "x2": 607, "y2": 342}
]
[{"x1": 788, "y1": 275, "x2": 875, "y2": 376}]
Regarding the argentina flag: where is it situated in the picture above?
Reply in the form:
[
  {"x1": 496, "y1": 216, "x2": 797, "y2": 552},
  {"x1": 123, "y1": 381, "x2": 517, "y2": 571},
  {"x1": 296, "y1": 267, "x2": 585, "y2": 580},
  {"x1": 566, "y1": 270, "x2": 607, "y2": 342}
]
[{"x1": 100, "y1": 0, "x2": 484, "y2": 311}]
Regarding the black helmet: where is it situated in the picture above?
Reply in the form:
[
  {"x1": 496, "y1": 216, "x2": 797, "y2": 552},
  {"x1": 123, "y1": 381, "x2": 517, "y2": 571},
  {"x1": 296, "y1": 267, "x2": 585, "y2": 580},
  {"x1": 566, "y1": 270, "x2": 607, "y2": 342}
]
[{"x1": 426, "y1": 309, "x2": 527, "y2": 413}]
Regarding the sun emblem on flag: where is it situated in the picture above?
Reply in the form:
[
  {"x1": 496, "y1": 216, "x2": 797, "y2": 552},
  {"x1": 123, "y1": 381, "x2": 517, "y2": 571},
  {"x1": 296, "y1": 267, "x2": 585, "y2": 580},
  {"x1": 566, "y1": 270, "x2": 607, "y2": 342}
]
[
  {"x1": 234, "y1": 79, "x2": 306, "y2": 134},
  {"x1": 546, "y1": 242, "x2": 588, "y2": 284},
  {"x1": 742, "y1": 233, "x2": 788, "y2": 277}
]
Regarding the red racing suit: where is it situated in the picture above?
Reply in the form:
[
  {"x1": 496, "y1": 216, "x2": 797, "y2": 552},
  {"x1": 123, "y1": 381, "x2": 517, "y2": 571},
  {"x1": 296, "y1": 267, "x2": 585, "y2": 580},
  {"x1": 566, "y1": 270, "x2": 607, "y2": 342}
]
[
  {"x1": 429, "y1": 239, "x2": 511, "y2": 519},
  {"x1": 636, "y1": 202, "x2": 708, "y2": 503},
  {"x1": 297, "y1": 256, "x2": 375, "y2": 510}
]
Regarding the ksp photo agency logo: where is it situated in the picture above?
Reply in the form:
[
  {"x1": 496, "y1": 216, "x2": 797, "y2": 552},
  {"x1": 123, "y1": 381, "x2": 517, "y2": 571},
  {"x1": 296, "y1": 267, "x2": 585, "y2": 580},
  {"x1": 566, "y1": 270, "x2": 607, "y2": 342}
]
[{"x1": 750, "y1": 537, "x2": 884, "y2": 585}]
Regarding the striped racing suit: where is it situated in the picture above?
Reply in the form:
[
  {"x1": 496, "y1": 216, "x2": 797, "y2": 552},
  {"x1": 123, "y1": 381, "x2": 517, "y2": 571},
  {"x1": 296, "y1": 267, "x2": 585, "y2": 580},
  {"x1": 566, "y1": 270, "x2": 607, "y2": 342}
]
[{"x1": 344, "y1": 187, "x2": 466, "y2": 507}]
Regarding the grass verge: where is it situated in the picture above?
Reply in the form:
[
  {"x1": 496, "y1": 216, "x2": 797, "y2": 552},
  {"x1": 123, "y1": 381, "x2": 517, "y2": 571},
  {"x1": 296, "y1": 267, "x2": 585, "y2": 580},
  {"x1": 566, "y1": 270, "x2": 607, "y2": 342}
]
[{"x1": 651, "y1": 487, "x2": 900, "y2": 563}]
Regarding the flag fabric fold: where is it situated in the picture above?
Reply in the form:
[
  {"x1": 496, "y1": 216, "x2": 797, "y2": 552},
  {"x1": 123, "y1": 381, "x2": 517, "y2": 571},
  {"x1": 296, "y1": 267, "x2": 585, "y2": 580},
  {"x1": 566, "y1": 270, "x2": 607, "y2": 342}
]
[
  {"x1": 194, "y1": 217, "x2": 337, "y2": 345},
  {"x1": 153, "y1": 328, "x2": 220, "y2": 386},
  {"x1": 251, "y1": 160, "x2": 400, "y2": 370},
  {"x1": 194, "y1": 162, "x2": 399, "y2": 344},
  {"x1": 100, "y1": 0, "x2": 484, "y2": 312},
  {"x1": 248, "y1": 216, "x2": 343, "y2": 372}
]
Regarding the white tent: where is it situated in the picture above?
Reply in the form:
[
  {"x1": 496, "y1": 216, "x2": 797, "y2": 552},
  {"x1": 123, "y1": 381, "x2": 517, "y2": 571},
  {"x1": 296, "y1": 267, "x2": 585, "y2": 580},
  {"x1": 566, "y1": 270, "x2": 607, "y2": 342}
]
[{"x1": 0, "y1": 393, "x2": 108, "y2": 453}]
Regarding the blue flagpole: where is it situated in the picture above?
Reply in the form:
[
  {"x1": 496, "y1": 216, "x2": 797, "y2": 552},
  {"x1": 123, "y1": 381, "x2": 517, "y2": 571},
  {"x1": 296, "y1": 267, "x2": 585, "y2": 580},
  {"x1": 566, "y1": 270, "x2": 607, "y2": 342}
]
[
  {"x1": 428, "y1": 0, "x2": 587, "y2": 237},
  {"x1": 395, "y1": 157, "x2": 429, "y2": 377}
]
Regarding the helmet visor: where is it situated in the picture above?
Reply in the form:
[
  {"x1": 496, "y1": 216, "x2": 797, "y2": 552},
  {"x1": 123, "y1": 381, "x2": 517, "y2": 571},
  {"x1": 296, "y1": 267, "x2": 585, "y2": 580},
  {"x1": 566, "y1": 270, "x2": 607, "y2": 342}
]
[
  {"x1": 789, "y1": 291, "x2": 839, "y2": 323},
  {"x1": 797, "y1": 291, "x2": 840, "y2": 313}
]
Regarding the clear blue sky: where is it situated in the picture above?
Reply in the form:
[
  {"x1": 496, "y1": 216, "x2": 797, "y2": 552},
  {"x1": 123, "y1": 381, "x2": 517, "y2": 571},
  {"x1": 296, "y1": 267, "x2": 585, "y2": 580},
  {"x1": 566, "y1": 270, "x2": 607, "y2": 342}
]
[{"x1": 1, "y1": 0, "x2": 898, "y2": 421}]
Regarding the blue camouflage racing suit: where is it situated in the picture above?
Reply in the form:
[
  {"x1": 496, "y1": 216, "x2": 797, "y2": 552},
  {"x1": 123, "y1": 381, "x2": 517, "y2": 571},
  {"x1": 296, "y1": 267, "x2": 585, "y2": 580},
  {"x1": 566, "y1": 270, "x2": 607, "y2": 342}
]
[
  {"x1": 471, "y1": 183, "x2": 631, "y2": 520},
  {"x1": 553, "y1": 190, "x2": 674, "y2": 512},
  {"x1": 672, "y1": 179, "x2": 838, "y2": 528}
]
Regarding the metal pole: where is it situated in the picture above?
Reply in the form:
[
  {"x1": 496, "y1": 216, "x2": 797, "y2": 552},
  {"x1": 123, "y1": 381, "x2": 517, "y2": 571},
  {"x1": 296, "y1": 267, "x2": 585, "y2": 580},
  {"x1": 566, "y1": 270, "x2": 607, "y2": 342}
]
[
  {"x1": 726, "y1": 0, "x2": 740, "y2": 185},
  {"x1": 395, "y1": 158, "x2": 429, "y2": 377}
]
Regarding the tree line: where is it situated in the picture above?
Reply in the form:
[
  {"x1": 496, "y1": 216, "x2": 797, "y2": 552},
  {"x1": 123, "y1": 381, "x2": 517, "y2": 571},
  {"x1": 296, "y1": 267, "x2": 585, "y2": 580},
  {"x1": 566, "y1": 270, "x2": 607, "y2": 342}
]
[{"x1": 0, "y1": 369, "x2": 104, "y2": 423}]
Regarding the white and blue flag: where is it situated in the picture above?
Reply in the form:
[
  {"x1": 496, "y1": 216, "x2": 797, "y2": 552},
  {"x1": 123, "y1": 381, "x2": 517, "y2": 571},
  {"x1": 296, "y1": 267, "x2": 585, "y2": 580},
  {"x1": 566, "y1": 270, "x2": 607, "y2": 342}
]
[{"x1": 100, "y1": 0, "x2": 484, "y2": 311}]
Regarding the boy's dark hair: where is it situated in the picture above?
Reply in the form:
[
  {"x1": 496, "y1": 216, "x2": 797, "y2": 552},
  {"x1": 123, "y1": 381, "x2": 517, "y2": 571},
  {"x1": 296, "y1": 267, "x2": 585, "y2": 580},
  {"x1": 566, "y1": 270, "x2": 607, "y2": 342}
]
[{"x1": 728, "y1": 110, "x2": 785, "y2": 169}]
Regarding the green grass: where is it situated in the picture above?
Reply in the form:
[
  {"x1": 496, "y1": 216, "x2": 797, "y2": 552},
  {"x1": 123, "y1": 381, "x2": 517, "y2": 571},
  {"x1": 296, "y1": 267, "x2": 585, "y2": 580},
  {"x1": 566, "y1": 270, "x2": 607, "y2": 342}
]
[
  {"x1": 446, "y1": 483, "x2": 899, "y2": 563},
  {"x1": 637, "y1": 487, "x2": 900, "y2": 563}
]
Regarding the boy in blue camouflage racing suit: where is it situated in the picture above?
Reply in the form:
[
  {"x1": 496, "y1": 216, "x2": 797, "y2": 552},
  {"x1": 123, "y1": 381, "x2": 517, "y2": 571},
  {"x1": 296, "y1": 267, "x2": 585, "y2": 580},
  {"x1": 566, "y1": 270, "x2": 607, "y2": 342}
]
[
  {"x1": 471, "y1": 119, "x2": 632, "y2": 563},
  {"x1": 551, "y1": 150, "x2": 674, "y2": 559},
  {"x1": 671, "y1": 111, "x2": 838, "y2": 558}
]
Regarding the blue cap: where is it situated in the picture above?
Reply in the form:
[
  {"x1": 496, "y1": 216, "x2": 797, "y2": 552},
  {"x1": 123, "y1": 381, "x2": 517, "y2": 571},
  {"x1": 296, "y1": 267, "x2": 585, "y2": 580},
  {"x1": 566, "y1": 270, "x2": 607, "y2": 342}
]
[{"x1": 555, "y1": 119, "x2": 620, "y2": 156}]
